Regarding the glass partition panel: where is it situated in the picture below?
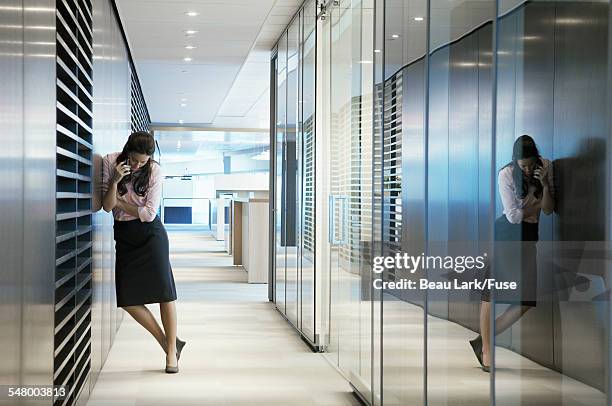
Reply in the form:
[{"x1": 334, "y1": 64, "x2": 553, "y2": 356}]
[
  {"x1": 286, "y1": 15, "x2": 300, "y2": 327},
  {"x1": 276, "y1": 33, "x2": 287, "y2": 311},
  {"x1": 381, "y1": 0, "x2": 428, "y2": 403},
  {"x1": 356, "y1": 0, "x2": 375, "y2": 398},
  {"x1": 322, "y1": 1, "x2": 375, "y2": 401},
  {"x1": 301, "y1": 0, "x2": 317, "y2": 343},
  {"x1": 426, "y1": 0, "x2": 495, "y2": 404},
  {"x1": 372, "y1": 0, "x2": 385, "y2": 402},
  {"x1": 493, "y1": 0, "x2": 611, "y2": 404}
]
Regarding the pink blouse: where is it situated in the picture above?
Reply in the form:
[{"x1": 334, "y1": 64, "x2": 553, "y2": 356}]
[
  {"x1": 499, "y1": 158, "x2": 554, "y2": 224},
  {"x1": 101, "y1": 151, "x2": 163, "y2": 222}
]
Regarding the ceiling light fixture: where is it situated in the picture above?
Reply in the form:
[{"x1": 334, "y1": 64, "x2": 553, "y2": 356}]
[
  {"x1": 185, "y1": 45, "x2": 196, "y2": 50},
  {"x1": 391, "y1": 34, "x2": 400, "y2": 39},
  {"x1": 374, "y1": 49, "x2": 381, "y2": 53},
  {"x1": 180, "y1": 103, "x2": 187, "y2": 107},
  {"x1": 185, "y1": 11, "x2": 199, "y2": 17},
  {"x1": 184, "y1": 30, "x2": 198, "y2": 36},
  {"x1": 178, "y1": 119, "x2": 184, "y2": 124},
  {"x1": 183, "y1": 57, "x2": 192, "y2": 62},
  {"x1": 414, "y1": 16, "x2": 424, "y2": 21}
]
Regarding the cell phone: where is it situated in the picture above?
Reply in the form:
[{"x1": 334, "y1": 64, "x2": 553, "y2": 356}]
[{"x1": 532, "y1": 163, "x2": 543, "y2": 179}]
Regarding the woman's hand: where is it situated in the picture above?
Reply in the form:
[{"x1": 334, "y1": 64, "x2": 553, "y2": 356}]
[
  {"x1": 535, "y1": 163, "x2": 555, "y2": 214},
  {"x1": 112, "y1": 160, "x2": 131, "y2": 184},
  {"x1": 533, "y1": 165, "x2": 549, "y2": 187}
]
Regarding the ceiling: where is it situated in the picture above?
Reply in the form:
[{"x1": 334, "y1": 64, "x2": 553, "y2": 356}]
[{"x1": 115, "y1": 0, "x2": 302, "y2": 129}]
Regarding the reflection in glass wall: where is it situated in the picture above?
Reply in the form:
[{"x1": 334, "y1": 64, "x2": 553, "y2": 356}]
[
  {"x1": 493, "y1": 0, "x2": 610, "y2": 404},
  {"x1": 272, "y1": 0, "x2": 612, "y2": 404},
  {"x1": 426, "y1": 0, "x2": 494, "y2": 404},
  {"x1": 383, "y1": 0, "x2": 428, "y2": 403}
]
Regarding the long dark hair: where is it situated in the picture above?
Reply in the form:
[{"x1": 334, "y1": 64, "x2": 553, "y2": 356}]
[
  {"x1": 115, "y1": 131, "x2": 158, "y2": 197},
  {"x1": 504, "y1": 135, "x2": 543, "y2": 199}
]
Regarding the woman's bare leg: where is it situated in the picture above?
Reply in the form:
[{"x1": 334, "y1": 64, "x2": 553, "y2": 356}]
[
  {"x1": 494, "y1": 305, "x2": 531, "y2": 335},
  {"x1": 480, "y1": 302, "x2": 532, "y2": 367},
  {"x1": 480, "y1": 301, "x2": 491, "y2": 367},
  {"x1": 122, "y1": 305, "x2": 167, "y2": 352},
  {"x1": 160, "y1": 301, "x2": 177, "y2": 367}
]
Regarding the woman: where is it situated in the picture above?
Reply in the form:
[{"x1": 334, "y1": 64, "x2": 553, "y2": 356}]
[
  {"x1": 102, "y1": 131, "x2": 185, "y2": 374},
  {"x1": 469, "y1": 135, "x2": 554, "y2": 372}
]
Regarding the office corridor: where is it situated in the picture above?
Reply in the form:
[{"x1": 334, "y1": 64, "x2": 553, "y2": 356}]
[{"x1": 86, "y1": 228, "x2": 358, "y2": 406}]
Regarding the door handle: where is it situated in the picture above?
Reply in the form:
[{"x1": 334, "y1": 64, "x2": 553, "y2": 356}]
[{"x1": 329, "y1": 195, "x2": 349, "y2": 245}]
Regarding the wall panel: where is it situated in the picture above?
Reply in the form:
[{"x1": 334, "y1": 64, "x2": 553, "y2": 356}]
[
  {"x1": 0, "y1": 0, "x2": 25, "y2": 392},
  {"x1": 446, "y1": 30, "x2": 481, "y2": 331},
  {"x1": 551, "y1": 1, "x2": 609, "y2": 390},
  {"x1": 91, "y1": 0, "x2": 136, "y2": 394},
  {"x1": 22, "y1": 0, "x2": 58, "y2": 394}
]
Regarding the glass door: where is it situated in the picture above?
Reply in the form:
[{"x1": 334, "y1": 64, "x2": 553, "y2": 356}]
[
  {"x1": 322, "y1": 0, "x2": 374, "y2": 401},
  {"x1": 301, "y1": 0, "x2": 317, "y2": 343}
]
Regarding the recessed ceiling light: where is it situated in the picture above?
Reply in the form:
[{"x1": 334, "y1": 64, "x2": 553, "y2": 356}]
[
  {"x1": 184, "y1": 30, "x2": 198, "y2": 36},
  {"x1": 391, "y1": 34, "x2": 400, "y2": 39},
  {"x1": 185, "y1": 11, "x2": 198, "y2": 17},
  {"x1": 374, "y1": 49, "x2": 381, "y2": 53},
  {"x1": 185, "y1": 45, "x2": 197, "y2": 50},
  {"x1": 180, "y1": 103, "x2": 187, "y2": 107},
  {"x1": 178, "y1": 119, "x2": 184, "y2": 124},
  {"x1": 183, "y1": 57, "x2": 192, "y2": 62},
  {"x1": 414, "y1": 17, "x2": 424, "y2": 21},
  {"x1": 359, "y1": 60, "x2": 373, "y2": 64}
]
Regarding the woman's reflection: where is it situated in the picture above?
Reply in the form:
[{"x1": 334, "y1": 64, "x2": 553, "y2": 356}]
[{"x1": 470, "y1": 135, "x2": 555, "y2": 372}]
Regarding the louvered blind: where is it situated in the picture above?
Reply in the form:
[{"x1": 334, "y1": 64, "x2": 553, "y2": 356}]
[
  {"x1": 54, "y1": 0, "x2": 94, "y2": 404},
  {"x1": 382, "y1": 73, "x2": 403, "y2": 280}
]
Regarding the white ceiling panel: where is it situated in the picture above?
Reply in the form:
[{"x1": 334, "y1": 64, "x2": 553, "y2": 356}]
[
  {"x1": 137, "y1": 63, "x2": 240, "y2": 123},
  {"x1": 117, "y1": 1, "x2": 273, "y2": 23},
  {"x1": 124, "y1": 21, "x2": 261, "y2": 46},
  {"x1": 116, "y1": 0, "x2": 301, "y2": 127}
]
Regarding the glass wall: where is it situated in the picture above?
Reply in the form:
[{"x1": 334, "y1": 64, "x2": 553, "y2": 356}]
[
  {"x1": 301, "y1": 1, "x2": 317, "y2": 343},
  {"x1": 321, "y1": 0, "x2": 375, "y2": 397},
  {"x1": 272, "y1": 1, "x2": 323, "y2": 348},
  {"x1": 275, "y1": 33, "x2": 287, "y2": 315},
  {"x1": 272, "y1": 0, "x2": 612, "y2": 404},
  {"x1": 493, "y1": 0, "x2": 610, "y2": 404}
]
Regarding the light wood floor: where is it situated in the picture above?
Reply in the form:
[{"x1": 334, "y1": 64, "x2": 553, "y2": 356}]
[{"x1": 86, "y1": 227, "x2": 359, "y2": 406}]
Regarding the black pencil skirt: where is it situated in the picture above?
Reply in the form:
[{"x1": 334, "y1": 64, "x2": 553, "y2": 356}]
[
  {"x1": 481, "y1": 216, "x2": 539, "y2": 307},
  {"x1": 113, "y1": 215, "x2": 177, "y2": 307}
]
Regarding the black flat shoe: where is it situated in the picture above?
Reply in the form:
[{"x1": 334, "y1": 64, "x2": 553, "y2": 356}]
[
  {"x1": 165, "y1": 365, "x2": 179, "y2": 374},
  {"x1": 165, "y1": 350, "x2": 179, "y2": 374},
  {"x1": 481, "y1": 365, "x2": 490, "y2": 373},
  {"x1": 469, "y1": 335, "x2": 484, "y2": 367},
  {"x1": 176, "y1": 338, "x2": 186, "y2": 361}
]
